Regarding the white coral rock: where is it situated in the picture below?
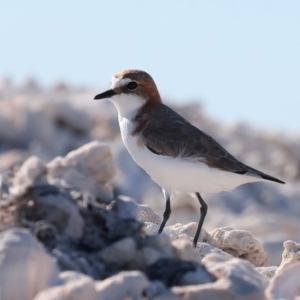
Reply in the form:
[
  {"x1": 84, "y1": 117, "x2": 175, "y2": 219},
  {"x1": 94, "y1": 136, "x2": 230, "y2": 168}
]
[{"x1": 210, "y1": 227, "x2": 268, "y2": 267}]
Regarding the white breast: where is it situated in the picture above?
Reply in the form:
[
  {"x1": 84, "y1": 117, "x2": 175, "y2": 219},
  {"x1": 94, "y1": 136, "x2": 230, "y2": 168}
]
[{"x1": 118, "y1": 116, "x2": 263, "y2": 194}]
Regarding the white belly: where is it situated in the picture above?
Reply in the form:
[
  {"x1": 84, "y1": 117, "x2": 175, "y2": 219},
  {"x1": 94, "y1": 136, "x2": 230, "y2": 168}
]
[{"x1": 119, "y1": 117, "x2": 262, "y2": 194}]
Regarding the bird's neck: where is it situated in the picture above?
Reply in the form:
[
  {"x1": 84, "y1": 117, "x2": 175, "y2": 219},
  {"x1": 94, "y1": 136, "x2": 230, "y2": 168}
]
[{"x1": 112, "y1": 94, "x2": 146, "y2": 121}]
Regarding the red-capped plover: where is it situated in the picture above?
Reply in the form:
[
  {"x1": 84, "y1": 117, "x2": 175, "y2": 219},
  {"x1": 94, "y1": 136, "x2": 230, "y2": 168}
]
[{"x1": 94, "y1": 69, "x2": 285, "y2": 247}]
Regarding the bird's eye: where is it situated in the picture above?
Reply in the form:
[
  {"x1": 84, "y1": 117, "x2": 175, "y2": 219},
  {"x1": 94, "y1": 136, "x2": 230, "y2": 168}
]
[{"x1": 126, "y1": 81, "x2": 138, "y2": 91}]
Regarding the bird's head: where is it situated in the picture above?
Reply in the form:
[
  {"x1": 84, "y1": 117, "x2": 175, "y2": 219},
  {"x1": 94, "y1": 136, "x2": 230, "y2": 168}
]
[{"x1": 94, "y1": 69, "x2": 161, "y2": 117}]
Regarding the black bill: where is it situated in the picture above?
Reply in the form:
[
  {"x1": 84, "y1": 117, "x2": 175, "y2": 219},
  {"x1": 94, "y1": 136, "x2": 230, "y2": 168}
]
[{"x1": 94, "y1": 89, "x2": 116, "y2": 100}]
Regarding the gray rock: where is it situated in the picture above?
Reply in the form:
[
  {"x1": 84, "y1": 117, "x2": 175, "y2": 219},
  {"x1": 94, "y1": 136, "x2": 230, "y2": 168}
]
[
  {"x1": 152, "y1": 291, "x2": 181, "y2": 300},
  {"x1": 180, "y1": 267, "x2": 215, "y2": 286},
  {"x1": 98, "y1": 237, "x2": 137, "y2": 265},
  {"x1": 95, "y1": 271, "x2": 149, "y2": 300},
  {"x1": 146, "y1": 258, "x2": 213, "y2": 287},
  {"x1": 145, "y1": 280, "x2": 167, "y2": 299},
  {"x1": 0, "y1": 228, "x2": 59, "y2": 300}
]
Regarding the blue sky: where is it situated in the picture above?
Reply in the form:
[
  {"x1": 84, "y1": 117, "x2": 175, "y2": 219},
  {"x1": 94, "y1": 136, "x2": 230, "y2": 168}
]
[{"x1": 0, "y1": 1, "x2": 299, "y2": 132}]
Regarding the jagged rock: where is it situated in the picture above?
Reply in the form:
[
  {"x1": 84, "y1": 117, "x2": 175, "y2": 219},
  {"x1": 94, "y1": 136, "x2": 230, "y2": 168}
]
[
  {"x1": 0, "y1": 228, "x2": 59, "y2": 300},
  {"x1": 210, "y1": 227, "x2": 268, "y2": 267},
  {"x1": 47, "y1": 141, "x2": 116, "y2": 203},
  {"x1": 34, "y1": 272, "x2": 97, "y2": 300},
  {"x1": 266, "y1": 262, "x2": 300, "y2": 300},
  {"x1": 95, "y1": 271, "x2": 149, "y2": 300}
]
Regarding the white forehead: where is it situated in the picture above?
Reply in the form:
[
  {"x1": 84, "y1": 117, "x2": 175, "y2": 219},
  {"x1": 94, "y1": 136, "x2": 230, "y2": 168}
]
[{"x1": 110, "y1": 77, "x2": 131, "y2": 89}]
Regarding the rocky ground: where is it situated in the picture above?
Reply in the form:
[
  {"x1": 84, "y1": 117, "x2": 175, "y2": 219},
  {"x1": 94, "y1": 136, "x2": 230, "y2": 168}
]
[{"x1": 0, "y1": 79, "x2": 300, "y2": 299}]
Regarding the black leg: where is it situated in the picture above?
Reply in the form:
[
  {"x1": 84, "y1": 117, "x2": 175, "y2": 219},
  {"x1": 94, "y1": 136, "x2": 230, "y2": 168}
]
[
  {"x1": 158, "y1": 190, "x2": 171, "y2": 234},
  {"x1": 193, "y1": 193, "x2": 208, "y2": 248}
]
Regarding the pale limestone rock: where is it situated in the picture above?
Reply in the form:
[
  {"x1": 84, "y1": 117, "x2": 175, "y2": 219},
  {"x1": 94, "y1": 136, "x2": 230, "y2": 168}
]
[
  {"x1": 277, "y1": 240, "x2": 300, "y2": 273},
  {"x1": 266, "y1": 262, "x2": 300, "y2": 300},
  {"x1": 0, "y1": 228, "x2": 59, "y2": 300},
  {"x1": 210, "y1": 227, "x2": 268, "y2": 266},
  {"x1": 98, "y1": 237, "x2": 137, "y2": 265},
  {"x1": 95, "y1": 271, "x2": 149, "y2": 300},
  {"x1": 34, "y1": 272, "x2": 97, "y2": 300},
  {"x1": 47, "y1": 141, "x2": 116, "y2": 203}
]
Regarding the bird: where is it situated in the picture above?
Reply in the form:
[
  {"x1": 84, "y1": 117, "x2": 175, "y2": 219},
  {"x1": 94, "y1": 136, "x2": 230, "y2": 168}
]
[{"x1": 94, "y1": 69, "x2": 285, "y2": 248}]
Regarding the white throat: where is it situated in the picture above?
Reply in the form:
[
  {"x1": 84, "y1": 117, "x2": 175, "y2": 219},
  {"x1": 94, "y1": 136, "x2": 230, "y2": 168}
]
[{"x1": 110, "y1": 93, "x2": 146, "y2": 120}]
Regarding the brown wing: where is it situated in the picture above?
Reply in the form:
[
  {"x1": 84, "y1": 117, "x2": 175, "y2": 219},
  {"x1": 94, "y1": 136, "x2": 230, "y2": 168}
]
[{"x1": 140, "y1": 104, "x2": 284, "y2": 183}]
